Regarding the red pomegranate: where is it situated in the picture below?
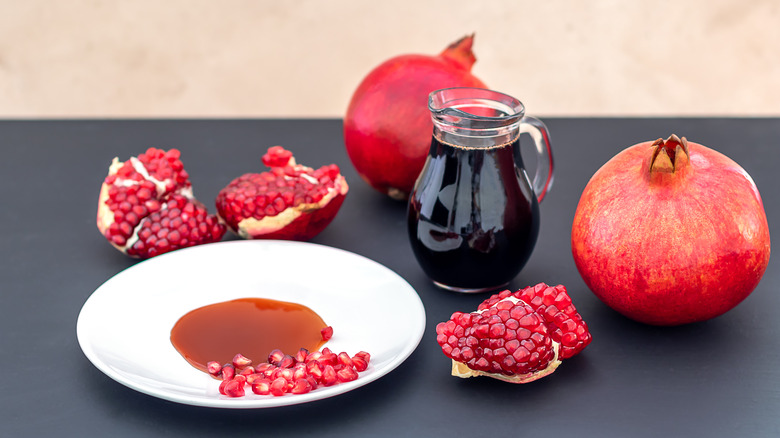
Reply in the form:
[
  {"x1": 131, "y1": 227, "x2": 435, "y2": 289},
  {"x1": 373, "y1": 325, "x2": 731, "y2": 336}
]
[
  {"x1": 96, "y1": 148, "x2": 226, "y2": 259},
  {"x1": 215, "y1": 146, "x2": 348, "y2": 241},
  {"x1": 436, "y1": 283, "x2": 591, "y2": 383},
  {"x1": 571, "y1": 135, "x2": 771, "y2": 325},
  {"x1": 344, "y1": 35, "x2": 487, "y2": 200}
]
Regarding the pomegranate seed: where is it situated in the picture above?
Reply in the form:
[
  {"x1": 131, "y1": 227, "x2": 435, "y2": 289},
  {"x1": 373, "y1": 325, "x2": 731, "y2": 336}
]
[
  {"x1": 352, "y1": 357, "x2": 368, "y2": 372},
  {"x1": 254, "y1": 363, "x2": 275, "y2": 374},
  {"x1": 206, "y1": 361, "x2": 222, "y2": 376},
  {"x1": 306, "y1": 361, "x2": 323, "y2": 380},
  {"x1": 354, "y1": 351, "x2": 371, "y2": 364},
  {"x1": 292, "y1": 364, "x2": 307, "y2": 381},
  {"x1": 305, "y1": 351, "x2": 322, "y2": 362},
  {"x1": 219, "y1": 379, "x2": 230, "y2": 395},
  {"x1": 246, "y1": 373, "x2": 264, "y2": 385},
  {"x1": 290, "y1": 378, "x2": 312, "y2": 394},
  {"x1": 270, "y1": 377, "x2": 287, "y2": 396},
  {"x1": 232, "y1": 353, "x2": 252, "y2": 369},
  {"x1": 251, "y1": 379, "x2": 272, "y2": 395},
  {"x1": 321, "y1": 326, "x2": 334, "y2": 341},
  {"x1": 277, "y1": 368, "x2": 294, "y2": 382},
  {"x1": 321, "y1": 365, "x2": 338, "y2": 386},
  {"x1": 268, "y1": 349, "x2": 285, "y2": 366},
  {"x1": 318, "y1": 351, "x2": 338, "y2": 366},
  {"x1": 305, "y1": 375, "x2": 319, "y2": 390},
  {"x1": 337, "y1": 352, "x2": 353, "y2": 368},
  {"x1": 239, "y1": 366, "x2": 256, "y2": 376},
  {"x1": 295, "y1": 348, "x2": 309, "y2": 363},
  {"x1": 221, "y1": 364, "x2": 236, "y2": 381},
  {"x1": 278, "y1": 355, "x2": 296, "y2": 369},
  {"x1": 224, "y1": 379, "x2": 245, "y2": 397},
  {"x1": 336, "y1": 366, "x2": 359, "y2": 383}
]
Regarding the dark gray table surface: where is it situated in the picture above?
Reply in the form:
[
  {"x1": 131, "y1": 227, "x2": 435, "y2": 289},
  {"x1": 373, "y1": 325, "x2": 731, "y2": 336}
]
[{"x1": 1, "y1": 118, "x2": 778, "y2": 437}]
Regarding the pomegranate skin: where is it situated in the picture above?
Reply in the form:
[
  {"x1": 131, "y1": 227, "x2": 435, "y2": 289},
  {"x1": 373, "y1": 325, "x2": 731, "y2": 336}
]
[
  {"x1": 344, "y1": 35, "x2": 487, "y2": 200},
  {"x1": 571, "y1": 137, "x2": 771, "y2": 326}
]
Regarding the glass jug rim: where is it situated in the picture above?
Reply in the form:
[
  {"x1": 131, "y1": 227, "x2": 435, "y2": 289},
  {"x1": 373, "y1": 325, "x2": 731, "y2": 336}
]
[{"x1": 428, "y1": 87, "x2": 526, "y2": 123}]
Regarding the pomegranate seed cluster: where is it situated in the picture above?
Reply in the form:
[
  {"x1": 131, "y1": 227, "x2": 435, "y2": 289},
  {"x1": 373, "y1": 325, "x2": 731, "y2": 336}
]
[
  {"x1": 478, "y1": 283, "x2": 592, "y2": 359},
  {"x1": 216, "y1": 146, "x2": 344, "y2": 227},
  {"x1": 97, "y1": 147, "x2": 226, "y2": 259},
  {"x1": 438, "y1": 301, "x2": 555, "y2": 376},
  {"x1": 211, "y1": 348, "x2": 371, "y2": 398},
  {"x1": 436, "y1": 283, "x2": 591, "y2": 383},
  {"x1": 125, "y1": 194, "x2": 225, "y2": 258}
]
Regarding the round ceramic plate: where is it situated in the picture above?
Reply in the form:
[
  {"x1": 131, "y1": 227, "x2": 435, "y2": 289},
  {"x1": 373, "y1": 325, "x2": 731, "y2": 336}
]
[{"x1": 76, "y1": 240, "x2": 426, "y2": 408}]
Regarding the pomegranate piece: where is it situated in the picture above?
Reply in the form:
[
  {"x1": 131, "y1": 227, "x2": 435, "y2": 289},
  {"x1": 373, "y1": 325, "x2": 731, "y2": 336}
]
[
  {"x1": 436, "y1": 283, "x2": 591, "y2": 384},
  {"x1": 96, "y1": 147, "x2": 226, "y2": 259},
  {"x1": 215, "y1": 146, "x2": 348, "y2": 241},
  {"x1": 210, "y1": 346, "x2": 371, "y2": 398}
]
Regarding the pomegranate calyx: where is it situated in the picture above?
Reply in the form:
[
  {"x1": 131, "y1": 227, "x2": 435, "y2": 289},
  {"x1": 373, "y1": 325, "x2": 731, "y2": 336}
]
[
  {"x1": 440, "y1": 33, "x2": 478, "y2": 70},
  {"x1": 650, "y1": 134, "x2": 690, "y2": 174}
]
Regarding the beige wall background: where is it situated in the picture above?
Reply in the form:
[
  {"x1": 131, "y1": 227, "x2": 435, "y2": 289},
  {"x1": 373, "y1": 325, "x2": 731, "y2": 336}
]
[{"x1": 0, "y1": 0, "x2": 778, "y2": 118}]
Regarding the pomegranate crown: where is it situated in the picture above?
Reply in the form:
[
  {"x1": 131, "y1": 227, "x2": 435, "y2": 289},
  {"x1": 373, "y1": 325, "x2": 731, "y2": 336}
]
[
  {"x1": 440, "y1": 33, "x2": 478, "y2": 70},
  {"x1": 650, "y1": 134, "x2": 689, "y2": 174}
]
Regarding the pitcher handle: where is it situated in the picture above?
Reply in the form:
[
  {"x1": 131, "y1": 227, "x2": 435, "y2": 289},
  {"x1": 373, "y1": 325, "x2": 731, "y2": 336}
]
[{"x1": 519, "y1": 115, "x2": 554, "y2": 203}]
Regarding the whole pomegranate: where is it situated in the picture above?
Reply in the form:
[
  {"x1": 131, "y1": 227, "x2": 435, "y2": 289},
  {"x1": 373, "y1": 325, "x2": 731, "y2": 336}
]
[
  {"x1": 571, "y1": 135, "x2": 771, "y2": 325},
  {"x1": 215, "y1": 146, "x2": 348, "y2": 241},
  {"x1": 436, "y1": 283, "x2": 591, "y2": 383},
  {"x1": 96, "y1": 148, "x2": 226, "y2": 259},
  {"x1": 344, "y1": 35, "x2": 487, "y2": 200}
]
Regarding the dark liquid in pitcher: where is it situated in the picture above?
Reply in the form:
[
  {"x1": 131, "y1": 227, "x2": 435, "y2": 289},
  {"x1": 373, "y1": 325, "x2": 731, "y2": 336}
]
[{"x1": 407, "y1": 136, "x2": 540, "y2": 290}]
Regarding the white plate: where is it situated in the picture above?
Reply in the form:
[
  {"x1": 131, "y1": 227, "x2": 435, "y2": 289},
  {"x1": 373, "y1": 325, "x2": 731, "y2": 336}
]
[{"x1": 77, "y1": 240, "x2": 426, "y2": 408}]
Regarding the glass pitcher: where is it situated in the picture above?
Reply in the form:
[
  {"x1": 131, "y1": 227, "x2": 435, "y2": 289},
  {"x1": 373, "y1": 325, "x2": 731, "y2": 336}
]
[{"x1": 407, "y1": 87, "x2": 553, "y2": 293}]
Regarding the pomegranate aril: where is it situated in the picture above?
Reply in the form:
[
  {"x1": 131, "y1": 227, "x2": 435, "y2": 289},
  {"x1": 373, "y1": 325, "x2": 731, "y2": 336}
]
[
  {"x1": 270, "y1": 377, "x2": 288, "y2": 396},
  {"x1": 295, "y1": 348, "x2": 309, "y2": 363},
  {"x1": 336, "y1": 366, "x2": 359, "y2": 383},
  {"x1": 321, "y1": 326, "x2": 334, "y2": 341},
  {"x1": 239, "y1": 366, "x2": 256, "y2": 376},
  {"x1": 255, "y1": 363, "x2": 275, "y2": 374},
  {"x1": 337, "y1": 352, "x2": 353, "y2": 368},
  {"x1": 232, "y1": 353, "x2": 252, "y2": 369},
  {"x1": 268, "y1": 349, "x2": 285, "y2": 366},
  {"x1": 278, "y1": 355, "x2": 295, "y2": 369},
  {"x1": 351, "y1": 357, "x2": 368, "y2": 372},
  {"x1": 290, "y1": 378, "x2": 312, "y2": 394},
  {"x1": 221, "y1": 364, "x2": 236, "y2": 381},
  {"x1": 206, "y1": 361, "x2": 222, "y2": 377},
  {"x1": 321, "y1": 365, "x2": 338, "y2": 386},
  {"x1": 251, "y1": 379, "x2": 272, "y2": 395},
  {"x1": 224, "y1": 379, "x2": 245, "y2": 398}
]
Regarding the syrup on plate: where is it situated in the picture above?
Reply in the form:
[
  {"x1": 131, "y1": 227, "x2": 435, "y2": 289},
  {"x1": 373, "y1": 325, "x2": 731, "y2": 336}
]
[{"x1": 170, "y1": 297, "x2": 328, "y2": 373}]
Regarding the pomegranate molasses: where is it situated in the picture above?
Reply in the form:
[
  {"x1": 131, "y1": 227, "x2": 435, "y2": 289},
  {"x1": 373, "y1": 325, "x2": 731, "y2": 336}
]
[
  {"x1": 408, "y1": 136, "x2": 540, "y2": 291},
  {"x1": 170, "y1": 297, "x2": 328, "y2": 374}
]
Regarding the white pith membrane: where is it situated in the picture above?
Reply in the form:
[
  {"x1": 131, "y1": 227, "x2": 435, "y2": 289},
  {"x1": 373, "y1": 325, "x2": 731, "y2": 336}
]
[
  {"x1": 451, "y1": 296, "x2": 563, "y2": 383},
  {"x1": 96, "y1": 156, "x2": 193, "y2": 251},
  {"x1": 233, "y1": 159, "x2": 349, "y2": 238}
]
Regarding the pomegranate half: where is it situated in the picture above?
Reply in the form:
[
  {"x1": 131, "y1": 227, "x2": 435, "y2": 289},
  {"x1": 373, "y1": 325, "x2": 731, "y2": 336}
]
[
  {"x1": 571, "y1": 135, "x2": 771, "y2": 325},
  {"x1": 344, "y1": 35, "x2": 487, "y2": 200},
  {"x1": 215, "y1": 146, "x2": 348, "y2": 241}
]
